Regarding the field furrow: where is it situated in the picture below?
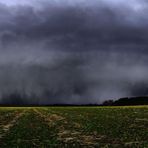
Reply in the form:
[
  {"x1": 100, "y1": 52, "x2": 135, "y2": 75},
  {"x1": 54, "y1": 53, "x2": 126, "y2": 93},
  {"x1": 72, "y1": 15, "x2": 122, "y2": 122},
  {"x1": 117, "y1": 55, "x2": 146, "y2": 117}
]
[
  {"x1": 0, "y1": 110, "x2": 59, "y2": 147},
  {"x1": 0, "y1": 106, "x2": 147, "y2": 148},
  {"x1": 0, "y1": 109, "x2": 25, "y2": 139}
]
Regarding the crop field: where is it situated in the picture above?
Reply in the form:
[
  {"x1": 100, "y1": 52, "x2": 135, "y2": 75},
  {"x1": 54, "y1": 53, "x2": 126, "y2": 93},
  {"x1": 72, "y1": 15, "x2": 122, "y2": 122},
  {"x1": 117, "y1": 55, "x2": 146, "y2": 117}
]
[{"x1": 0, "y1": 106, "x2": 147, "y2": 148}]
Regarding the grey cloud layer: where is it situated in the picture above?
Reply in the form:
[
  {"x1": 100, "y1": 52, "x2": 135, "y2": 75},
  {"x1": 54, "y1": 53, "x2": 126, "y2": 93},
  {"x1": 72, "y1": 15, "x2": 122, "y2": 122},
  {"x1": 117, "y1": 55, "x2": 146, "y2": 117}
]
[
  {"x1": 0, "y1": 1, "x2": 148, "y2": 51},
  {"x1": 0, "y1": 0, "x2": 148, "y2": 104}
]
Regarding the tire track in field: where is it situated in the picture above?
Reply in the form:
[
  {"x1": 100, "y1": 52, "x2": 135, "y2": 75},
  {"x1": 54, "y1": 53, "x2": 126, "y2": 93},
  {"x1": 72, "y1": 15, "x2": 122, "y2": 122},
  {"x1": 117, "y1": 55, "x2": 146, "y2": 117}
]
[
  {"x1": 33, "y1": 109, "x2": 125, "y2": 147},
  {"x1": 33, "y1": 109, "x2": 96, "y2": 145},
  {"x1": 0, "y1": 109, "x2": 60, "y2": 147},
  {"x1": 33, "y1": 109, "x2": 65, "y2": 127},
  {"x1": 0, "y1": 110, "x2": 25, "y2": 140},
  {"x1": 33, "y1": 109, "x2": 100, "y2": 146}
]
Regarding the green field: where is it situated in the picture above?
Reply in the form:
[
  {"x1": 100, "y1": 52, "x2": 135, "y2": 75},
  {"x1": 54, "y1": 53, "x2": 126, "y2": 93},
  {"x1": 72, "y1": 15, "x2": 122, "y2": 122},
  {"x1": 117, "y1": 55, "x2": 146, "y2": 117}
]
[{"x1": 0, "y1": 106, "x2": 147, "y2": 148}]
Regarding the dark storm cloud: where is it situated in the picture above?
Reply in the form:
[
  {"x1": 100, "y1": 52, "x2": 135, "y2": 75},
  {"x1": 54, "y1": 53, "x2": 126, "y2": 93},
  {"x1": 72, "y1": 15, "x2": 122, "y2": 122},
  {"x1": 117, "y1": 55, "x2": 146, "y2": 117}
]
[
  {"x1": 0, "y1": 0, "x2": 148, "y2": 104},
  {"x1": 0, "y1": 0, "x2": 148, "y2": 51}
]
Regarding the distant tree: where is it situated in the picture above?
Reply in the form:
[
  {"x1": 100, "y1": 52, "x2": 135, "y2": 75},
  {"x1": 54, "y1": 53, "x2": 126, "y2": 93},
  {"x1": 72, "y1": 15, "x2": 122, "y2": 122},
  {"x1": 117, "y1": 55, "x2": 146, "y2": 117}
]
[
  {"x1": 101, "y1": 96, "x2": 148, "y2": 106},
  {"x1": 113, "y1": 96, "x2": 148, "y2": 106},
  {"x1": 102, "y1": 100, "x2": 114, "y2": 106}
]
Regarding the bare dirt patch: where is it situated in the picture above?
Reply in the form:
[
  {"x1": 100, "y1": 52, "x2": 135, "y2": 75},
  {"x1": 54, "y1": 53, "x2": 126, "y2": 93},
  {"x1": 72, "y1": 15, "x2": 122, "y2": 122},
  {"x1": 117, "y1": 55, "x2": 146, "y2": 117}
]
[
  {"x1": 33, "y1": 109, "x2": 65, "y2": 127},
  {"x1": 0, "y1": 110, "x2": 25, "y2": 139}
]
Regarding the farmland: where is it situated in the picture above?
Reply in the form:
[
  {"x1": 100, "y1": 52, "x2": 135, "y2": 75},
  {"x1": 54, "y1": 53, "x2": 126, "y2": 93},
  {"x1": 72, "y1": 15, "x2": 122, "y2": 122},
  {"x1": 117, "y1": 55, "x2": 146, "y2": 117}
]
[{"x1": 0, "y1": 106, "x2": 147, "y2": 147}]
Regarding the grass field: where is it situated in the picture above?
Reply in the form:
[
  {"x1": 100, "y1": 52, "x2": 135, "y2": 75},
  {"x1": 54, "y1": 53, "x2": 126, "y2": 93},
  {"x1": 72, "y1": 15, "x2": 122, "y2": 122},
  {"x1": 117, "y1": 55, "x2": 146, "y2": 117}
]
[{"x1": 0, "y1": 106, "x2": 147, "y2": 147}]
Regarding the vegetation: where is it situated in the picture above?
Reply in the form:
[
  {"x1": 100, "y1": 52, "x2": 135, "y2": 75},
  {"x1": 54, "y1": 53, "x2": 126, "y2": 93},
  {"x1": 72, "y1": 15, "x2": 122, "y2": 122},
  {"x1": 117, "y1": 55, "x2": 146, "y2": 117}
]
[
  {"x1": 102, "y1": 96, "x2": 148, "y2": 106},
  {"x1": 0, "y1": 106, "x2": 147, "y2": 147}
]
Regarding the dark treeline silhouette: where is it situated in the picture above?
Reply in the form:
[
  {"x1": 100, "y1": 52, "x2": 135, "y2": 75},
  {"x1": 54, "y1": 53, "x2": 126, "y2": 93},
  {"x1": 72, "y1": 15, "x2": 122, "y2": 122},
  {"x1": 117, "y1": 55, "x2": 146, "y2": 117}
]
[
  {"x1": 0, "y1": 92, "x2": 148, "y2": 106},
  {"x1": 102, "y1": 96, "x2": 148, "y2": 106},
  {"x1": 0, "y1": 92, "x2": 100, "y2": 106}
]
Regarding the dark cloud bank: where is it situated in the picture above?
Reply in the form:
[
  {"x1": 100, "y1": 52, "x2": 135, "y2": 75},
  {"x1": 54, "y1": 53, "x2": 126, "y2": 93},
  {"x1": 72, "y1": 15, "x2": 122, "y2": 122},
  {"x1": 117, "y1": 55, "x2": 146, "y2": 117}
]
[{"x1": 0, "y1": 0, "x2": 148, "y2": 104}]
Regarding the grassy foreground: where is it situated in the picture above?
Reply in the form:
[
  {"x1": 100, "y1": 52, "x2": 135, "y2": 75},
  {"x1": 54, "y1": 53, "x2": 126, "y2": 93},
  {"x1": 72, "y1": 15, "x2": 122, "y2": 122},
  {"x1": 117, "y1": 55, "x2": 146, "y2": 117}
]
[{"x1": 0, "y1": 106, "x2": 147, "y2": 147}]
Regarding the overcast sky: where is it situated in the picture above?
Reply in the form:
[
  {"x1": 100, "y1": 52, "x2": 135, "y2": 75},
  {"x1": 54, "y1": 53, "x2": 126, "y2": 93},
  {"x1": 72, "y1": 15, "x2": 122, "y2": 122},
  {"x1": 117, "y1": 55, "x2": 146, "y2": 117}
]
[{"x1": 0, "y1": 0, "x2": 148, "y2": 104}]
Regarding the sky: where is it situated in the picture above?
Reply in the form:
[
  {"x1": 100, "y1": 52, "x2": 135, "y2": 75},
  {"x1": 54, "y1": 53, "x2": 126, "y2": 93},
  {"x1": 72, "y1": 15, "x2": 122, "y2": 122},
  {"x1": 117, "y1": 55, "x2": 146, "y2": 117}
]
[{"x1": 0, "y1": 0, "x2": 148, "y2": 104}]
